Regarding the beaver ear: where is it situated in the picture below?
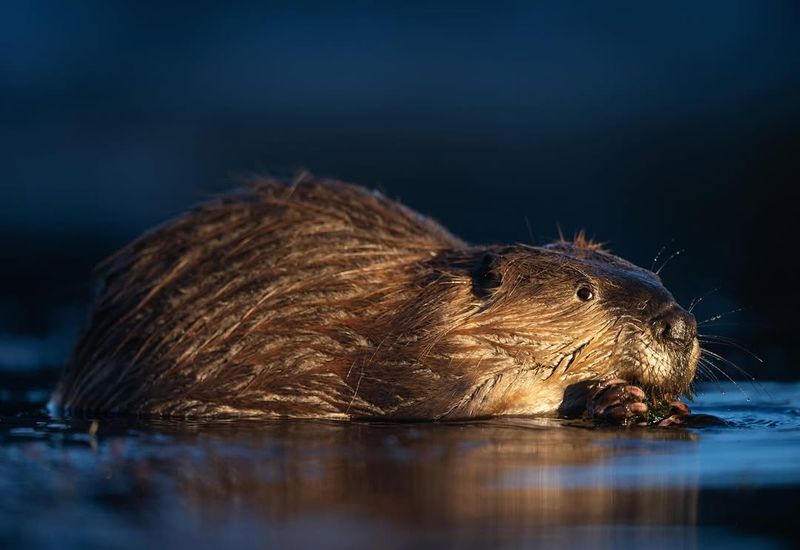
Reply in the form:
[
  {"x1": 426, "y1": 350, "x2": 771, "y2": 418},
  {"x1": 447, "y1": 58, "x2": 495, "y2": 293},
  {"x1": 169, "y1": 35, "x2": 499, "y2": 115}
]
[{"x1": 472, "y1": 252, "x2": 502, "y2": 297}]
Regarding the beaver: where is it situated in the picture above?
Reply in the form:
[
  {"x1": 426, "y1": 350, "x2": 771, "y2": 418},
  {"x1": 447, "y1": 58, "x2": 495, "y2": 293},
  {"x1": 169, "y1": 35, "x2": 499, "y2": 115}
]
[{"x1": 49, "y1": 175, "x2": 700, "y2": 424}]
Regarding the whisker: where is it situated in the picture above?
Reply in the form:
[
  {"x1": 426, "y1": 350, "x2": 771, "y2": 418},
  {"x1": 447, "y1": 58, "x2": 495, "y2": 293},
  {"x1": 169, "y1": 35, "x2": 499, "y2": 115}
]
[
  {"x1": 656, "y1": 248, "x2": 684, "y2": 275},
  {"x1": 696, "y1": 358, "x2": 720, "y2": 384},
  {"x1": 694, "y1": 361, "x2": 724, "y2": 393},
  {"x1": 689, "y1": 288, "x2": 718, "y2": 313},
  {"x1": 698, "y1": 307, "x2": 746, "y2": 326},
  {"x1": 700, "y1": 349, "x2": 772, "y2": 401},
  {"x1": 698, "y1": 356, "x2": 750, "y2": 400},
  {"x1": 698, "y1": 334, "x2": 764, "y2": 363},
  {"x1": 651, "y1": 238, "x2": 675, "y2": 272},
  {"x1": 696, "y1": 322, "x2": 744, "y2": 328},
  {"x1": 701, "y1": 348, "x2": 758, "y2": 382}
]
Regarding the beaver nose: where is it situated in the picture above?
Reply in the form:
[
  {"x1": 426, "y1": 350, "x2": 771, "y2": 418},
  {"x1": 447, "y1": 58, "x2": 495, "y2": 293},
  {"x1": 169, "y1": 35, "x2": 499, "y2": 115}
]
[{"x1": 652, "y1": 306, "x2": 697, "y2": 346}]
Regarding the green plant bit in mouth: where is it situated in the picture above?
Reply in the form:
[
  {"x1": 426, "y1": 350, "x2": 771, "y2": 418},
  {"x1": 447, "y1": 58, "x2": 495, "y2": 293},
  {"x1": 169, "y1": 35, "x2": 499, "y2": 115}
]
[{"x1": 646, "y1": 400, "x2": 678, "y2": 425}]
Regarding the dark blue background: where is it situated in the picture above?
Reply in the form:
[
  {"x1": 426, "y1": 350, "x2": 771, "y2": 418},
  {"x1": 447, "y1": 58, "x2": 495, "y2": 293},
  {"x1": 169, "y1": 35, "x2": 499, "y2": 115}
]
[{"x1": 2, "y1": 1, "x2": 798, "y2": 379}]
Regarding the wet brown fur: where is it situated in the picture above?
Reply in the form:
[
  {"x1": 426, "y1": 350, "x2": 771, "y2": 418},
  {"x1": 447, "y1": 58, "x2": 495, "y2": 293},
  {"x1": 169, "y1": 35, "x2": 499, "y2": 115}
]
[{"x1": 51, "y1": 175, "x2": 699, "y2": 418}]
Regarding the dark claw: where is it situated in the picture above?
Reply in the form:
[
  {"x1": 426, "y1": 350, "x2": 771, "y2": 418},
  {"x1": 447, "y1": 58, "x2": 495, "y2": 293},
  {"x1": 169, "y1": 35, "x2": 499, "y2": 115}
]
[
  {"x1": 586, "y1": 379, "x2": 648, "y2": 426},
  {"x1": 668, "y1": 401, "x2": 691, "y2": 415},
  {"x1": 656, "y1": 400, "x2": 692, "y2": 426},
  {"x1": 625, "y1": 386, "x2": 646, "y2": 400}
]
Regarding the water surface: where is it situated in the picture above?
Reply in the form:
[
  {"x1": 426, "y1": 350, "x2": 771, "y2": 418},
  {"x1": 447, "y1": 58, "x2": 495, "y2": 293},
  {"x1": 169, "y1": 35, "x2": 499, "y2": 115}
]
[{"x1": 0, "y1": 372, "x2": 797, "y2": 549}]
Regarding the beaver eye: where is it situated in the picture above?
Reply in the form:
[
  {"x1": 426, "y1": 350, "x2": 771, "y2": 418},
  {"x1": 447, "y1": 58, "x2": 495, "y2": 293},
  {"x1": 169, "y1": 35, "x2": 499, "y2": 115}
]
[{"x1": 576, "y1": 285, "x2": 594, "y2": 301}]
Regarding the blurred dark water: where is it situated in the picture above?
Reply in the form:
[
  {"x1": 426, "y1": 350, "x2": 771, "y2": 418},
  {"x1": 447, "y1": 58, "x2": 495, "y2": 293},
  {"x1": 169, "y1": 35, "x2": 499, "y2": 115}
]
[
  {"x1": 1, "y1": 2, "x2": 799, "y2": 379},
  {"x1": 1, "y1": 372, "x2": 799, "y2": 549}
]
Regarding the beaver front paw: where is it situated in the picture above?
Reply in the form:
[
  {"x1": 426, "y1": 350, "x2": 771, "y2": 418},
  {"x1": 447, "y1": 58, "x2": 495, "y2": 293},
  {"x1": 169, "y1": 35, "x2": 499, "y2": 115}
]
[
  {"x1": 654, "y1": 401, "x2": 692, "y2": 426},
  {"x1": 586, "y1": 378, "x2": 649, "y2": 426}
]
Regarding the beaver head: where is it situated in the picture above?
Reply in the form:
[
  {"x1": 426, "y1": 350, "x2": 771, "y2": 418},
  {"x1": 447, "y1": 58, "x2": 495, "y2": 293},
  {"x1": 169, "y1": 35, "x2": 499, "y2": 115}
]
[
  {"x1": 443, "y1": 238, "x2": 699, "y2": 417},
  {"x1": 51, "y1": 178, "x2": 700, "y2": 420}
]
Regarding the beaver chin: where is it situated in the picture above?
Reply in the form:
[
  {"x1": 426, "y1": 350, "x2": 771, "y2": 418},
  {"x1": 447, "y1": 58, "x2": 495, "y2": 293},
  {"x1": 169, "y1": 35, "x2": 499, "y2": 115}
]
[{"x1": 613, "y1": 332, "x2": 701, "y2": 402}]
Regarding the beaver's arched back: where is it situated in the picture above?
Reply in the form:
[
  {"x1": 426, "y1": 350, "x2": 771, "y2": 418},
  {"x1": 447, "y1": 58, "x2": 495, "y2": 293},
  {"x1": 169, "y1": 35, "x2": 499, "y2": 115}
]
[{"x1": 51, "y1": 176, "x2": 469, "y2": 417}]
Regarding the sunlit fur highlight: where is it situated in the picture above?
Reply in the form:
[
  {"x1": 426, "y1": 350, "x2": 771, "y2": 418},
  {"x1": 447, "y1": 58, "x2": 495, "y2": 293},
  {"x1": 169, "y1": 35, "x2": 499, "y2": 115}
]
[{"x1": 50, "y1": 176, "x2": 698, "y2": 418}]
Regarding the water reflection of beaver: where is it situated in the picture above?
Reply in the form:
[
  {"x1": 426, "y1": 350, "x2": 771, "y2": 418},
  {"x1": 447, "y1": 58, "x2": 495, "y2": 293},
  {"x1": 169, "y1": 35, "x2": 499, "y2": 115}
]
[{"x1": 50, "y1": 175, "x2": 699, "y2": 425}]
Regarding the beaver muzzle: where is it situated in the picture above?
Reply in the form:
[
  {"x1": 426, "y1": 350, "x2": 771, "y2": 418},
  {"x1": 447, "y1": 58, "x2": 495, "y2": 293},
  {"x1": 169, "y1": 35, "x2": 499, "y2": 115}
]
[{"x1": 651, "y1": 305, "x2": 697, "y2": 349}]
